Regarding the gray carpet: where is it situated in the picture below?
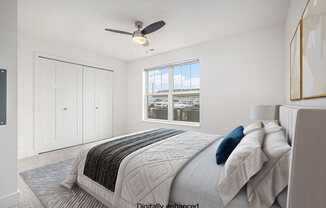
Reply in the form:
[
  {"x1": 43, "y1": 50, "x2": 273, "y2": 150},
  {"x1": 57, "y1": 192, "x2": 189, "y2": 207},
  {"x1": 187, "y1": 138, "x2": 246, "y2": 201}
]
[{"x1": 20, "y1": 158, "x2": 108, "y2": 208}]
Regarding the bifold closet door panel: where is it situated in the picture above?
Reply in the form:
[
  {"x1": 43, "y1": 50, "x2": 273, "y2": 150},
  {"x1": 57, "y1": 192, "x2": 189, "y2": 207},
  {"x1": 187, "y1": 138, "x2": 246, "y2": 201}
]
[
  {"x1": 95, "y1": 69, "x2": 113, "y2": 140},
  {"x1": 83, "y1": 66, "x2": 113, "y2": 143},
  {"x1": 35, "y1": 58, "x2": 63, "y2": 152},
  {"x1": 83, "y1": 67, "x2": 97, "y2": 142},
  {"x1": 62, "y1": 62, "x2": 83, "y2": 147}
]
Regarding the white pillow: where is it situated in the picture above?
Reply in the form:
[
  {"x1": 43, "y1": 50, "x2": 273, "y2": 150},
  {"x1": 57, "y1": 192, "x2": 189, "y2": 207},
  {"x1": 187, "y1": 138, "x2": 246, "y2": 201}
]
[
  {"x1": 264, "y1": 120, "x2": 283, "y2": 134},
  {"x1": 243, "y1": 121, "x2": 264, "y2": 135},
  {"x1": 218, "y1": 129, "x2": 268, "y2": 206},
  {"x1": 247, "y1": 130, "x2": 291, "y2": 208}
]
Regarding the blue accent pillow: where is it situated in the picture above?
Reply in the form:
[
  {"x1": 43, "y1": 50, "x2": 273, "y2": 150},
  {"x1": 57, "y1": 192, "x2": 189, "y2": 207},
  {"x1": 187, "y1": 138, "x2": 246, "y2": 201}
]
[{"x1": 216, "y1": 126, "x2": 244, "y2": 165}]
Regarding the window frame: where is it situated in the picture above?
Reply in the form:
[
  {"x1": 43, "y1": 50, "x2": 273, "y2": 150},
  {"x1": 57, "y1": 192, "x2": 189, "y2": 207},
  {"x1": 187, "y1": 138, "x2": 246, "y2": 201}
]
[{"x1": 143, "y1": 59, "x2": 200, "y2": 126}]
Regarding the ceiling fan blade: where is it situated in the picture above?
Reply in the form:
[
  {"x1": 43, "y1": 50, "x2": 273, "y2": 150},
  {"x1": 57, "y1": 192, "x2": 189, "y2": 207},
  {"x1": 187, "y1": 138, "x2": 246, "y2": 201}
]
[
  {"x1": 141, "y1": 20, "x2": 166, "y2": 35},
  {"x1": 143, "y1": 40, "x2": 149, "y2": 47},
  {"x1": 105, "y1": 28, "x2": 133, "y2": 35}
]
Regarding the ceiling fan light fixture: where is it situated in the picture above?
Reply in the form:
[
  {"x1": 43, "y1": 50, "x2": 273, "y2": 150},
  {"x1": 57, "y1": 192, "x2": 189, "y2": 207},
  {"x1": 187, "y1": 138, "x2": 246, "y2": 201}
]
[
  {"x1": 132, "y1": 31, "x2": 147, "y2": 45},
  {"x1": 132, "y1": 36, "x2": 147, "y2": 44}
]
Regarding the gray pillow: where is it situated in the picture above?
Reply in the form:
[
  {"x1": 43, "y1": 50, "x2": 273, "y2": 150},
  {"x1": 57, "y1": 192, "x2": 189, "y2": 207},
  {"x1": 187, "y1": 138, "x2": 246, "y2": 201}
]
[
  {"x1": 277, "y1": 187, "x2": 288, "y2": 208},
  {"x1": 247, "y1": 129, "x2": 291, "y2": 208},
  {"x1": 218, "y1": 129, "x2": 268, "y2": 206},
  {"x1": 243, "y1": 121, "x2": 264, "y2": 135}
]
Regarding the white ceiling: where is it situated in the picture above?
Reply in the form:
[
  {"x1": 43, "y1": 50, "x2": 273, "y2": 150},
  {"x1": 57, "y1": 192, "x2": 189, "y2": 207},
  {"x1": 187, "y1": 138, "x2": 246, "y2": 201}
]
[{"x1": 19, "y1": 0, "x2": 290, "y2": 61}]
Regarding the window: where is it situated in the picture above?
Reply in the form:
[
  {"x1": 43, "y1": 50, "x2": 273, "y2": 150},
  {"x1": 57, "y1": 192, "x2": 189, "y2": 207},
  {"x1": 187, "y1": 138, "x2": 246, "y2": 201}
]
[{"x1": 144, "y1": 59, "x2": 200, "y2": 124}]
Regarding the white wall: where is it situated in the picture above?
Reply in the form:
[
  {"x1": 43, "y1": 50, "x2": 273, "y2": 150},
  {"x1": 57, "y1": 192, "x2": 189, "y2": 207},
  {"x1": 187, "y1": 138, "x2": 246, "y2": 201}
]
[
  {"x1": 125, "y1": 25, "x2": 285, "y2": 135},
  {"x1": 0, "y1": 0, "x2": 19, "y2": 207},
  {"x1": 285, "y1": 0, "x2": 326, "y2": 106},
  {"x1": 18, "y1": 33, "x2": 127, "y2": 158}
]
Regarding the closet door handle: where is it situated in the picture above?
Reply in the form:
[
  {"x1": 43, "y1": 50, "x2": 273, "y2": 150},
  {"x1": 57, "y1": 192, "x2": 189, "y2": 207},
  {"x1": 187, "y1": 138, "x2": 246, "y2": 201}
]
[
  {"x1": 96, "y1": 107, "x2": 99, "y2": 109},
  {"x1": 63, "y1": 107, "x2": 67, "y2": 111}
]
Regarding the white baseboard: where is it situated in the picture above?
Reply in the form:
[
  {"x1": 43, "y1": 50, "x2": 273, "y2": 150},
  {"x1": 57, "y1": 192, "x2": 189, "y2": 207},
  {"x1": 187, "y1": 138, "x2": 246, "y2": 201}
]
[
  {"x1": 18, "y1": 149, "x2": 37, "y2": 159},
  {"x1": 0, "y1": 190, "x2": 20, "y2": 208}
]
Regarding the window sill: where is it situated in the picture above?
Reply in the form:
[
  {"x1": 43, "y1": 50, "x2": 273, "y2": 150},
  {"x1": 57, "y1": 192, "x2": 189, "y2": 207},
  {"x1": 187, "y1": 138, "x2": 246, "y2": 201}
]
[{"x1": 142, "y1": 119, "x2": 201, "y2": 127}]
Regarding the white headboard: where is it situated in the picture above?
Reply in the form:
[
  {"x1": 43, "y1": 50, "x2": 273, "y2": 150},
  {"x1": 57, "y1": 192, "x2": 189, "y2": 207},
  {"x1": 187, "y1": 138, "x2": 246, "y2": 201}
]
[
  {"x1": 279, "y1": 105, "x2": 300, "y2": 145},
  {"x1": 279, "y1": 105, "x2": 326, "y2": 208}
]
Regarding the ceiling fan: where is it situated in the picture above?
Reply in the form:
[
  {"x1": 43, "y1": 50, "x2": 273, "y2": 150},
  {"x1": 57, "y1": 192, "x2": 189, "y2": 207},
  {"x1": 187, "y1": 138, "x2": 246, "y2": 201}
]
[{"x1": 105, "y1": 20, "x2": 166, "y2": 47}]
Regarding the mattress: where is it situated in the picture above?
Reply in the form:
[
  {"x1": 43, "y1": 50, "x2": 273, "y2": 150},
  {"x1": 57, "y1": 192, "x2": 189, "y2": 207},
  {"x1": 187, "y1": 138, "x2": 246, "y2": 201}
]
[{"x1": 170, "y1": 139, "x2": 282, "y2": 208}]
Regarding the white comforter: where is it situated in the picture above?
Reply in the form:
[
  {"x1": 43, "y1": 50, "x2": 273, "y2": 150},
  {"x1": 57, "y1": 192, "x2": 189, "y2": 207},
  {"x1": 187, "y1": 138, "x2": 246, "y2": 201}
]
[{"x1": 62, "y1": 130, "x2": 220, "y2": 208}]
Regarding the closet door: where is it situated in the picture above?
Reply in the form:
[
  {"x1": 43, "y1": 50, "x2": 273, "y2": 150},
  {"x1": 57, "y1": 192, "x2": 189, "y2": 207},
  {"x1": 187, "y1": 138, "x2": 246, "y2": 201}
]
[
  {"x1": 35, "y1": 58, "x2": 82, "y2": 153},
  {"x1": 95, "y1": 69, "x2": 113, "y2": 139},
  {"x1": 35, "y1": 58, "x2": 63, "y2": 152},
  {"x1": 83, "y1": 67, "x2": 113, "y2": 143},
  {"x1": 62, "y1": 63, "x2": 83, "y2": 147},
  {"x1": 83, "y1": 67, "x2": 97, "y2": 142}
]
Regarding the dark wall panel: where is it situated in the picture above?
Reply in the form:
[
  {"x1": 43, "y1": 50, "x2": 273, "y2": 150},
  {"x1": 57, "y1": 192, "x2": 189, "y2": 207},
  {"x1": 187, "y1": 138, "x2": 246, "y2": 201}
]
[{"x1": 0, "y1": 69, "x2": 7, "y2": 125}]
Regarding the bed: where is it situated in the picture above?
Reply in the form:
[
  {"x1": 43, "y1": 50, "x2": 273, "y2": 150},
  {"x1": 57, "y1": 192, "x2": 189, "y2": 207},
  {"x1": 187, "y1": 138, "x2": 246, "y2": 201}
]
[{"x1": 62, "y1": 105, "x2": 326, "y2": 208}]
